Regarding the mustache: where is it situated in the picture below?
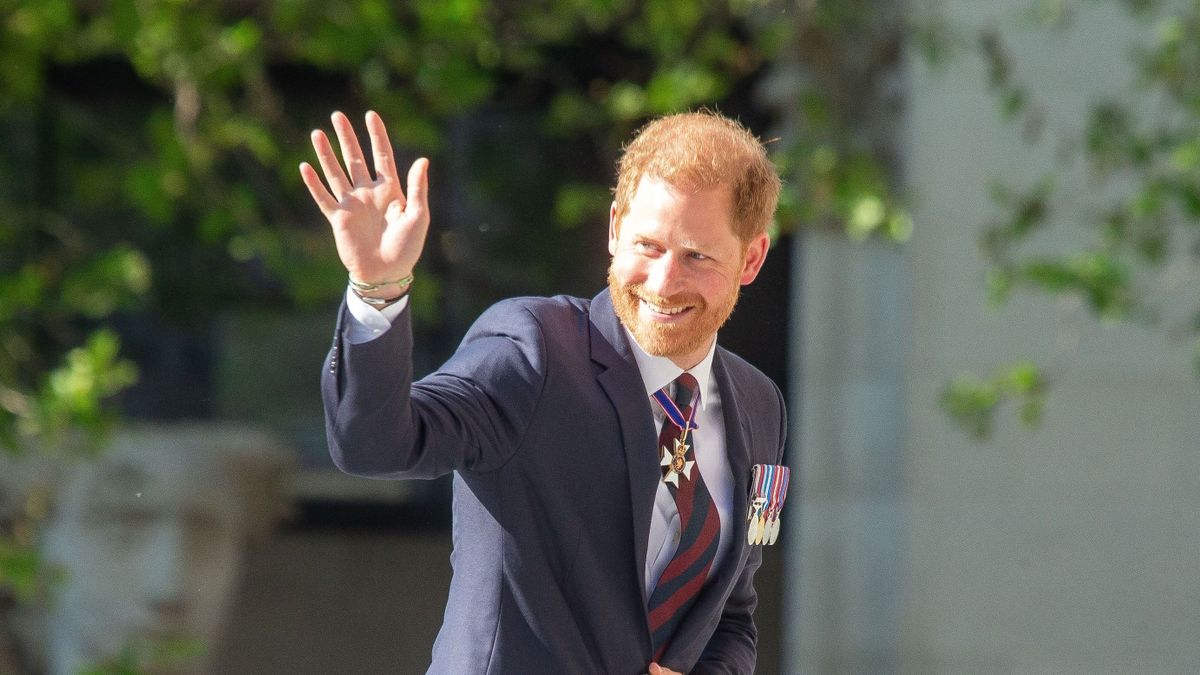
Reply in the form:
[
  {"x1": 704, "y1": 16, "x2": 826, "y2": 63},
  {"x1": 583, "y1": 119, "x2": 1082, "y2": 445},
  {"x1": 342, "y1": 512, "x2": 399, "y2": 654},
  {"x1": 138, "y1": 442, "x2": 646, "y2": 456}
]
[{"x1": 625, "y1": 283, "x2": 703, "y2": 309}]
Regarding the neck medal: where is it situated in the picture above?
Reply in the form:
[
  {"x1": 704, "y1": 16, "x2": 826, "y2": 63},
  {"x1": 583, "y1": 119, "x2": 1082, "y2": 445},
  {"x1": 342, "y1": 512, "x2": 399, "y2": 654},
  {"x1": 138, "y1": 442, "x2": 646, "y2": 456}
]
[
  {"x1": 653, "y1": 384, "x2": 699, "y2": 487},
  {"x1": 660, "y1": 437, "x2": 694, "y2": 487}
]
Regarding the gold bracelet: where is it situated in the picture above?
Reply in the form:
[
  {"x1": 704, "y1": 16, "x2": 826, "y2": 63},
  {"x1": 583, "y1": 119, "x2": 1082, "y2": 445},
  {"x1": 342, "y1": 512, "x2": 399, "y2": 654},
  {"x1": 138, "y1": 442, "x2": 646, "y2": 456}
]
[{"x1": 348, "y1": 272, "x2": 414, "y2": 293}]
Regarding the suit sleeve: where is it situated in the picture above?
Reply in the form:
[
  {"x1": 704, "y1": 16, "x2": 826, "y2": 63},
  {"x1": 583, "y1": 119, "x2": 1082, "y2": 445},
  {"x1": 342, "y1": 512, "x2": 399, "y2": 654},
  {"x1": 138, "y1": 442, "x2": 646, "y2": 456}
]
[
  {"x1": 322, "y1": 298, "x2": 547, "y2": 479},
  {"x1": 692, "y1": 379, "x2": 788, "y2": 674}
]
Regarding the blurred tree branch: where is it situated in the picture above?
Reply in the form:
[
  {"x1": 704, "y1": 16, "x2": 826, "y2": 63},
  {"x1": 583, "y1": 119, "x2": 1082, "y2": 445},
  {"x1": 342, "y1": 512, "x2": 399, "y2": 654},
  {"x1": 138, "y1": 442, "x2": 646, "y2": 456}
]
[{"x1": 923, "y1": 0, "x2": 1200, "y2": 438}]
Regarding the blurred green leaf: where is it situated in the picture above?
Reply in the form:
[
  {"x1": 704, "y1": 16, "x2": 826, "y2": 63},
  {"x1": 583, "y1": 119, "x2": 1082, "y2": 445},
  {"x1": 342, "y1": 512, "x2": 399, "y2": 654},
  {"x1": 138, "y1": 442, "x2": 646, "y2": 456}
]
[
  {"x1": 78, "y1": 636, "x2": 206, "y2": 675},
  {"x1": 0, "y1": 534, "x2": 41, "y2": 600},
  {"x1": 32, "y1": 330, "x2": 138, "y2": 449},
  {"x1": 645, "y1": 63, "x2": 726, "y2": 113},
  {"x1": 941, "y1": 361, "x2": 1048, "y2": 440},
  {"x1": 940, "y1": 372, "x2": 1001, "y2": 440},
  {"x1": 60, "y1": 245, "x2": 152, "y2": 318},
  {"x1": 554, "y1": 182, "x2": 611, "y2": 230}
]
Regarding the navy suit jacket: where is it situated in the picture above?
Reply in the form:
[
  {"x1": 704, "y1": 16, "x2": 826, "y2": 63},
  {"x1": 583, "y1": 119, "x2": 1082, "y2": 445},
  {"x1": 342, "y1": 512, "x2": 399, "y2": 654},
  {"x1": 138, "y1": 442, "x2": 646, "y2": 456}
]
[{"x1": 322, "y1": 289, "x2": 787, "y2": 674}]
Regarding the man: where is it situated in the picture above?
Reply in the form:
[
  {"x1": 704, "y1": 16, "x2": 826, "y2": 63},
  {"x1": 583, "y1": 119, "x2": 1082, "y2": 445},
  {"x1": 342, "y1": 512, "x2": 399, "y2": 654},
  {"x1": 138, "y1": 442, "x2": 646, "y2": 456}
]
[{"x1": 303, "y1": 109, "x2": 787, "y2": 674}]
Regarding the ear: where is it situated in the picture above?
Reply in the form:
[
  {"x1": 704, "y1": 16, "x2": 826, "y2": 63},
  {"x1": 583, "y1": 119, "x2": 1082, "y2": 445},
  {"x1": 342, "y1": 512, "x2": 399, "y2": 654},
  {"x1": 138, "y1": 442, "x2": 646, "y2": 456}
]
[
  {"x1": 607, "y1": 202, "x2": 619, "y2": 256},
  {"x1": 738, "y1": 232, "x2": 770, "y2": 285}
]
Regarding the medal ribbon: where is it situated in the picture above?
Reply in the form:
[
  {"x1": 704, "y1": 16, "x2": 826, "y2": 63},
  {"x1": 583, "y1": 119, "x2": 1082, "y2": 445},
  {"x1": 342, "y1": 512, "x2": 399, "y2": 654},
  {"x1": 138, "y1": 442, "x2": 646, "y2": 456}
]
[
  {"x1": 770, "y1": 466, "x2": 789, "y2": 517},
  {"x1": 766, "y1": 465, "x2": 778, "y2": 517},
  {"x1": 763, "y1": 464, "x2": 775, "y2": 524},
  {"x1": 652, "y1": 386, "x2": 699, "y2": 435}
]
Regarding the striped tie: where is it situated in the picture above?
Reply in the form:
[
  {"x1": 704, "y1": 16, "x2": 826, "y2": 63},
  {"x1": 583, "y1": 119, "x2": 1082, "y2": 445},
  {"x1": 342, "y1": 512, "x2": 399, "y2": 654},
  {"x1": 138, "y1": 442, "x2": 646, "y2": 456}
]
[{"x1": 647, "y1": 373, "x2": 721, "y2": 661}]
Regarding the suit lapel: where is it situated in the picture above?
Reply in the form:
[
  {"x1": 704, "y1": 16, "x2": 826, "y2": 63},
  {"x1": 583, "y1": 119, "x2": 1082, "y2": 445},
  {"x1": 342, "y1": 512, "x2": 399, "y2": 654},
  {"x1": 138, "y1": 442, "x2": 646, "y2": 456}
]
[
  {"x1": 713, "y1": 349, "x2": 753, "y2": 571},
  {"x1": 588, "y1": 290, "x2": 660, "y2": 610}
]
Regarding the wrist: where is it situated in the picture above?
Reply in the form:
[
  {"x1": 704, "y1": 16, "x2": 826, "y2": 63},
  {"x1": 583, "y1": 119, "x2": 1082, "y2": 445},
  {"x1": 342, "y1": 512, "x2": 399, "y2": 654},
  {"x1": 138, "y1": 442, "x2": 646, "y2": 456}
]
[
  {"x1": 348, "y1": 272, "x2": 414, "y2": 308},
  {"x1": 348, "y1": 271, "x2": 414, "y2": 293}
]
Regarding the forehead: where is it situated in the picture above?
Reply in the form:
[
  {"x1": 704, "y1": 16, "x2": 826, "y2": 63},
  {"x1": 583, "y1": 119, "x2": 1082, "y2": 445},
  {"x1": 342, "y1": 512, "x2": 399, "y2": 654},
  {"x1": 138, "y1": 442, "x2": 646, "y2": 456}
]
[{"x1": 621, "y1": 176, "x2": 737, "y2": 243}]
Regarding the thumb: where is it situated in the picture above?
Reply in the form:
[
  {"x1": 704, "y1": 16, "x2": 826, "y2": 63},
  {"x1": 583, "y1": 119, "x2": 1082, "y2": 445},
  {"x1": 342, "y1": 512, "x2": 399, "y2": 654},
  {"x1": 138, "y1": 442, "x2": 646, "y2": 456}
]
[{"x1": 405, "y1": 157, "x2": 429, "y2": 217}]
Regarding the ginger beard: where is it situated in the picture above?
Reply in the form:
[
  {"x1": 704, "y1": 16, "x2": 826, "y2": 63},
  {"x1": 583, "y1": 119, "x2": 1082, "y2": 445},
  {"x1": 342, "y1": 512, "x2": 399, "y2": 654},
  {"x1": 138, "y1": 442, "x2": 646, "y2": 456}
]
[{"x1": 607, "y1": 263, "x2": 742, "y2": 361}]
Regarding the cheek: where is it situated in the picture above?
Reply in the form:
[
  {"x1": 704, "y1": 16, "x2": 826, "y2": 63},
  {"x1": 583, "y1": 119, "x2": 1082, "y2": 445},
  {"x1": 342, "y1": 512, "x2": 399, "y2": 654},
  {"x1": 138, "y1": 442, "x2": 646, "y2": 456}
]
[
  {"x1": 691, "y1": 269, "x2": 726, "y2": 292},
  {"x1": 610, "y1": 254, "x2": 646, "y2": 284}
]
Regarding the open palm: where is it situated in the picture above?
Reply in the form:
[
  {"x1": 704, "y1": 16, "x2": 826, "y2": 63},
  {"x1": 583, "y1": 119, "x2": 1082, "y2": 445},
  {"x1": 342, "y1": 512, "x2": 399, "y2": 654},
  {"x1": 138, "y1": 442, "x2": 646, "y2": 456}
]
[{"x1": 300, "y1": 110, "x2": 429, "y2": 288}]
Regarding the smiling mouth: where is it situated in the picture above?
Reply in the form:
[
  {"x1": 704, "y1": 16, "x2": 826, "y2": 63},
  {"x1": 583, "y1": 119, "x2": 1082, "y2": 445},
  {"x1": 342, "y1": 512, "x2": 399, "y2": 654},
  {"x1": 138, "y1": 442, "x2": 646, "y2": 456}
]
[{"x1": 639, "y1": 298, "x2": 693, "y2": 318}]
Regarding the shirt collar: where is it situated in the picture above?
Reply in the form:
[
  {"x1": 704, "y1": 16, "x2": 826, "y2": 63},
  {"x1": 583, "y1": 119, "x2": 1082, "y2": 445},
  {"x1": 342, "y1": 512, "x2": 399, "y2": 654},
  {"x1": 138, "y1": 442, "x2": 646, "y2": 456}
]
[{"x1": 623, "y1": 327, "x2": 717, "y2": 411}]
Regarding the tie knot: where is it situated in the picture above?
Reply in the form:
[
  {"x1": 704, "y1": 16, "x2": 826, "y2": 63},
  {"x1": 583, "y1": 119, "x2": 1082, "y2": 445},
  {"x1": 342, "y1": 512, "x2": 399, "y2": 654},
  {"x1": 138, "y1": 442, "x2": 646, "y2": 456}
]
[{"x1": 673, "y1": 372, "x2": 698, "y2": 409}]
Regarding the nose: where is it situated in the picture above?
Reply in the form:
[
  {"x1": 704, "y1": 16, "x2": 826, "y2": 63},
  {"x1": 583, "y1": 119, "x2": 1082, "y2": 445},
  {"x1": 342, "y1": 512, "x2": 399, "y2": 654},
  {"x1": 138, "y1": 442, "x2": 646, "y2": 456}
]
[{"x1": 643, "y1": 253, "x2": 686, "y2": 298}]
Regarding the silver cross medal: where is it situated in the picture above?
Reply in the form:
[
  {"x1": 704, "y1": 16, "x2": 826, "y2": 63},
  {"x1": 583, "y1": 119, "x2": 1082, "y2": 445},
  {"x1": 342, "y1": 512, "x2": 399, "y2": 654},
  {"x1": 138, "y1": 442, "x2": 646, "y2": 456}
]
[{"x1": 660, "y1": 437, "x2": 695, "y2": 487}]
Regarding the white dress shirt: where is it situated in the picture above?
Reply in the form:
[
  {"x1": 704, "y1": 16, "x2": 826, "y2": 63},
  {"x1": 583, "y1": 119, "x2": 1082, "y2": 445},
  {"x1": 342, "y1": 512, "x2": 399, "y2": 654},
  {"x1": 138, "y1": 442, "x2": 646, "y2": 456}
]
[
  {"x1": 624, "y1": 329, "x2": 733, "y2": 599},
  {"x1": 344, "y1": 287, "x2": 408, "y2": 344},
  {"x1": 342, "y1": 289, "x2": 735, "y2": 598}
]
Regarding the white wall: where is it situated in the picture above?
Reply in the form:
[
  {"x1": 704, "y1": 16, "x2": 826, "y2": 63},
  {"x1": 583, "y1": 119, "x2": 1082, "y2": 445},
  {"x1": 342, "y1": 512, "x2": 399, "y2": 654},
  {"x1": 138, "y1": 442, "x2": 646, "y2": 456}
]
[{"x1": 785, "y1": 2, "x2": 1200, "y2": 673}]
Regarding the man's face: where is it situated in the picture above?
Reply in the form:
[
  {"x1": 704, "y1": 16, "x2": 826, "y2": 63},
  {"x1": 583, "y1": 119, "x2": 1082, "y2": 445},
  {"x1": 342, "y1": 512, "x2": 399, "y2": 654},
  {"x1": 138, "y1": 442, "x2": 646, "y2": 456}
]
[
  {"x1": 41, "y1": 452, "x2": 244, "y2": 675},
  {"x1": 607, "y1": 176, "x2": 769, "y2": 369}
]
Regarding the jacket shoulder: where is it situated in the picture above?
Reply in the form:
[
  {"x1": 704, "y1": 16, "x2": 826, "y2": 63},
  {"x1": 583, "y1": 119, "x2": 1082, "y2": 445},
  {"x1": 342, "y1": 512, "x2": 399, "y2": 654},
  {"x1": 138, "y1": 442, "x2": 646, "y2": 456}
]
[
  {"x1": 469, "y1": 295, "x2": 591, "y2": 339},
  {"x1": 717, "y1": 346, "x2": 787, "y2": 463},
  {"x1": 503, "y1": 294, "x2": 590, "y2": 317},
  {"x1": 715, "y1": 346, "x2": 777, "y2": 392}
]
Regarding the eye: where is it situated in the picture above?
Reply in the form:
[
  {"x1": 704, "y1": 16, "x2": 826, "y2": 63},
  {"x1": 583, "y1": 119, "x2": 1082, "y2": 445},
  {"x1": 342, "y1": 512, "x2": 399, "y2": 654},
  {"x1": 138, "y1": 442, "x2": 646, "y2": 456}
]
[
  {"x1": 687, "y1": 251, "x2": 709, "y2": 261},
  {"x1": 634, "y1": 240, "x2": 662, "y2": 255}
]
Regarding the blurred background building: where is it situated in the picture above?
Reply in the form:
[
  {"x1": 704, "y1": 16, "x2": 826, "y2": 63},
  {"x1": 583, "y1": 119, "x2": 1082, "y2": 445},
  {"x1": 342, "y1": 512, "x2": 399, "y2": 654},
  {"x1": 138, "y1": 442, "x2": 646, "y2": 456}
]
[
  {"x1": 1, "y1": 1, "x2": 1197, "y2": 673},
  {"x1": 790, "y1": 2, "x2": 1200, "y2": 673}
]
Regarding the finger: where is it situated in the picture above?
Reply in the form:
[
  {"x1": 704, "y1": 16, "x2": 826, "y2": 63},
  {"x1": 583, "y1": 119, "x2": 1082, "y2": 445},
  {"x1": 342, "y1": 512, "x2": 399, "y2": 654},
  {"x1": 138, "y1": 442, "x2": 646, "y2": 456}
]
[
  {"x1": 366, "y1": 110, "x2": 401, "y2": 186},
  {"x1": 405, "y1": 157, "x2": 430, "y2": 219},
  {"x1": 332, "y1": 110, "x2": 373, "y2": 186},
  {"x1": 310, "y1": 129, "x2": 352, "y2": 199},
  {"x1": 299, "y1": 162, "x2": 338, "y2": 218}
]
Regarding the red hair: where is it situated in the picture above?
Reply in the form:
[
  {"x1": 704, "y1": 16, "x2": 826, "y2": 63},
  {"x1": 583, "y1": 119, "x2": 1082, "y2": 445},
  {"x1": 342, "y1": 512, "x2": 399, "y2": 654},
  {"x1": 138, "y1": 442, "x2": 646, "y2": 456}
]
[{"x1": 613, "y1": 110, "x2": 781, "y2": 243}]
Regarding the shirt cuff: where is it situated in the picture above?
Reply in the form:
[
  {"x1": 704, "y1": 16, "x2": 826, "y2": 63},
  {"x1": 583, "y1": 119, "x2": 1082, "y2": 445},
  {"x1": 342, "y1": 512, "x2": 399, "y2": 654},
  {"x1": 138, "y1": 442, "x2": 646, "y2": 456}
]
[{"x1": 344, "y1": 286, "x2": 409, "y2": 344}]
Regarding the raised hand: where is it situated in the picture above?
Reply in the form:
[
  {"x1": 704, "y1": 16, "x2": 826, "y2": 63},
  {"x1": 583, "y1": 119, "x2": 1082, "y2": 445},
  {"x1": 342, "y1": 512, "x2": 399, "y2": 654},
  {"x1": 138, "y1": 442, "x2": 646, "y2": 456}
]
[{"x1": 300, "y1": 110, "x2": 429, "y2": 296}]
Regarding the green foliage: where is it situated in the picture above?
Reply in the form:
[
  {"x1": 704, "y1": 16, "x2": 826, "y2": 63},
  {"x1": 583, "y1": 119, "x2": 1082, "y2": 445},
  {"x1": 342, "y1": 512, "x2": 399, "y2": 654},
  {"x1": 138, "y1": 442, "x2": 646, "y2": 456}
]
[
  {"x1": 0, "y1": 0, "x2": 794, "y2": 450},
  {"x1": 941, "y1": 361, "x2": 1047, "y2": 440},
  {"x1": 554, "y1": 182, "x2": 613, "y2": 230},
  {"x1": 0, "y1": 0, "x2": 918, "y2": 454},
  {"x1": 770, "y1": 2, "x2": 913, "y2": 243},
  {"x1": 77, "y1": 638, "x2": 206, "y2": 675},
  {"x1": 0, "y1": 536, "x2": 42, "y2": 601},
  {"x1": 34, "y1": 330, "x2": 138, "y2": 450},
  {"x1": 0, "y1": 235, "x2": 147, "y2": 454},
  {"x1": 0, "y1": 481, "x2": 57, "y2": 624},
  {"x1": 930, "y1": 0, "x2": 1200, "y2": 438}
]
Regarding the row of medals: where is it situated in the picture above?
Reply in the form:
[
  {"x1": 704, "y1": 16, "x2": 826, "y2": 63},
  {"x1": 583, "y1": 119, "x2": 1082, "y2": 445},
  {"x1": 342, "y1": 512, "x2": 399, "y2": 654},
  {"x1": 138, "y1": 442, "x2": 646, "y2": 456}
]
[
  {"x1": 661, "y1": 429, "x2": 781, "y2": 545},
  {"x1": 747, "y1": 498, "x2": 781, "y2": 546}
]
